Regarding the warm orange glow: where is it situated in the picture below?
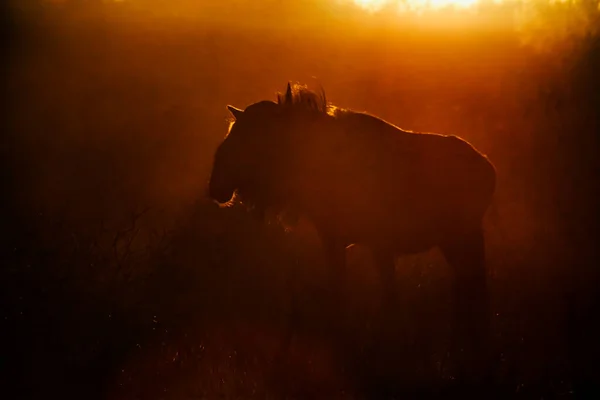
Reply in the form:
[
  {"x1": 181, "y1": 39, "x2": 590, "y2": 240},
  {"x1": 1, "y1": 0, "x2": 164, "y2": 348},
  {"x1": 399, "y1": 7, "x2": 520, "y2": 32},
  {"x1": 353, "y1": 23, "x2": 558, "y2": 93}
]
[
  {"x1": 352, "y1": 0, "x2": 389, "y2": 12},
  {"x1": 345, "y1": 0, "x2": 590, "y2": 14},
  {"x1": 348, "y1": 0, "x2": 483, "y2": 12}
]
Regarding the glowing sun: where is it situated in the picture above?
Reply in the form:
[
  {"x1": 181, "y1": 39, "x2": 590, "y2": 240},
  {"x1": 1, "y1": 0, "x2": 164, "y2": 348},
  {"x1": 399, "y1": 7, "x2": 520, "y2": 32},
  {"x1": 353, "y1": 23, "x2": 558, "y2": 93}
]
[{"x1": 348, "y1": 0, "x2": 484, "y2": 12}]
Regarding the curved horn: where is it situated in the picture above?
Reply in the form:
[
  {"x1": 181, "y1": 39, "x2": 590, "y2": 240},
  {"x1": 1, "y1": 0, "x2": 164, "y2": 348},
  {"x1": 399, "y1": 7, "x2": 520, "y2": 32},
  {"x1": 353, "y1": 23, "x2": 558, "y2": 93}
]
[
  {"x1": 226, "y1": 105, "x2": 244, "y2": 120},
  {"x1": 284, "y1": 82, "x2": 293, "y2": 104}
]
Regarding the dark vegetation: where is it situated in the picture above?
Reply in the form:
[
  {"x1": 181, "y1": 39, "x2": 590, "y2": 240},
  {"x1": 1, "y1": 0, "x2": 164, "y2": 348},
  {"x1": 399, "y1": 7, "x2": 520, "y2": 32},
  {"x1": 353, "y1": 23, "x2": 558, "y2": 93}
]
[{"x1": 2, "y1": 1, "x2": 599, "y2": 398}]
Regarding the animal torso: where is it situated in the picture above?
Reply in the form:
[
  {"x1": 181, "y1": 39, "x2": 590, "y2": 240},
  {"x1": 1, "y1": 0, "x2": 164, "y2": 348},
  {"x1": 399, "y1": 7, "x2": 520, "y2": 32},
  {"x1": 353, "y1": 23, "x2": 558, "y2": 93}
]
[{"x1": 275, "y1": 110, "x2": 496, "y2": 254}]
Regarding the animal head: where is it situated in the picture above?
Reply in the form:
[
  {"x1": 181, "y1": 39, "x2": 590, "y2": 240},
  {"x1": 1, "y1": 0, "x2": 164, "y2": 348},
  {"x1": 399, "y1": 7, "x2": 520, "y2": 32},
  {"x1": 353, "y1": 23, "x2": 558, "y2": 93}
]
[
  {"x1": 207, "y1": 82, "x2": 332, "y2": 208},
  {"x1": 208, "y1": 99, "x2": 281, "y2": 205}
]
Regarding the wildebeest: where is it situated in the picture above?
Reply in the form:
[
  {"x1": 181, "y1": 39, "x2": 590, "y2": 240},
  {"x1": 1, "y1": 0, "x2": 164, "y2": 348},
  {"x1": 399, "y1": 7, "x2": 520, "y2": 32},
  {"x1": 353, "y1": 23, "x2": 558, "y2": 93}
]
[{"x1": 208, "y1": 82, "x2": 497, "y2": 379}]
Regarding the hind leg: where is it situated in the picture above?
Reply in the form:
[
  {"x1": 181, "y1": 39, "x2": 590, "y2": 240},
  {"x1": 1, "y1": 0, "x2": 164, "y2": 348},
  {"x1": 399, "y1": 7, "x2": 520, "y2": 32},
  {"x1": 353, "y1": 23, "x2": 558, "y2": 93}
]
[
  {"x1": 440, "y1": 225, "x2": 491, "y2": 385},
  {"x1": 373, "y1": 249, "x2": 398, "y2": 313}
]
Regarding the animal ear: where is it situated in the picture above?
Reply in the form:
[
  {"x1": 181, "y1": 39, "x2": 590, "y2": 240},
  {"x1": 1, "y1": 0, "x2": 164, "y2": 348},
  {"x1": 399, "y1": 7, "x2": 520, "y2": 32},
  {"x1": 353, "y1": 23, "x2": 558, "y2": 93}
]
[
  {"x1": 226, "y1": 105, "x2": 244, "y2": 120},
  {"x1": 284, "y1": 82, "x2": 293, "y2": 104}
]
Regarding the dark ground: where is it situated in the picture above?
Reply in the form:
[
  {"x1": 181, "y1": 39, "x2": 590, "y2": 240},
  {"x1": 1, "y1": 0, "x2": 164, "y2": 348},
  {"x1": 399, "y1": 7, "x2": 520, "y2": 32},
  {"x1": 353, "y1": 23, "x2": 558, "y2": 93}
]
[{"x1": 2, "y1": 1, "x2": 600, "y2": 399}]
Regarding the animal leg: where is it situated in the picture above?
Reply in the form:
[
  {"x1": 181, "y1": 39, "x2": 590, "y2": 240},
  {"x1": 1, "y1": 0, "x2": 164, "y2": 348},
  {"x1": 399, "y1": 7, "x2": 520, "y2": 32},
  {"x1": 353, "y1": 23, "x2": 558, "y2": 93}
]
[
  {"x1": 373, "y1": 249, "x2": 398, "y2": 313},
  {"x1": 440, "y1": 225, "x2": 492, "y2": 386},
  {"x1": 323, "y1": 236, "x2": 347, "y2": 301},
  {"x1": 317, "y1": 232, "x2": 348, "y2": 328}
]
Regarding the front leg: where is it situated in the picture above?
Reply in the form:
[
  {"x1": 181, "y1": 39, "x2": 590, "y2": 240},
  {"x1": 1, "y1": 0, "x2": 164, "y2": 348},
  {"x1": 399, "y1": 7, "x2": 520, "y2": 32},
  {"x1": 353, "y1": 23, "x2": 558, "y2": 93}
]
[
  {"x1": 373, "y1": 248, "x2": 398, "y2": 312},
  {"x1": 319, "y1": 232, "x2": 348, "y2": 305}
]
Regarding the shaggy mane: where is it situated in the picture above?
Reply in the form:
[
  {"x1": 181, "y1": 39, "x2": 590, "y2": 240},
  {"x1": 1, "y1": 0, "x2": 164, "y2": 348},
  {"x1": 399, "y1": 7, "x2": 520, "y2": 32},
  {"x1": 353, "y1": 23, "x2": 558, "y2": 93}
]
[{"x1": 277, "y1": 83, "x2": 337, "y2": 116}]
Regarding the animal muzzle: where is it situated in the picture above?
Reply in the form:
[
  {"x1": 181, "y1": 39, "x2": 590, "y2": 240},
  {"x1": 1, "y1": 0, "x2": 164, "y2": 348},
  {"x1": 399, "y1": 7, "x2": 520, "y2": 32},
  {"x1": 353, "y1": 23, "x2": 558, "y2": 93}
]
[{"x1": 207, "y1": 178, "x2": 235, "y2": 204}]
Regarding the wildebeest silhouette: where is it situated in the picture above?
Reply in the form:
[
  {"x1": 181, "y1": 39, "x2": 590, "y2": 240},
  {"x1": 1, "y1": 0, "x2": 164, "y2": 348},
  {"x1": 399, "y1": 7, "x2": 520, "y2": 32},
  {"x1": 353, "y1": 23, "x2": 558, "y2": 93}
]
[{"x1": 208, "y1": 82, "x2": 497, "y2": 378}]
